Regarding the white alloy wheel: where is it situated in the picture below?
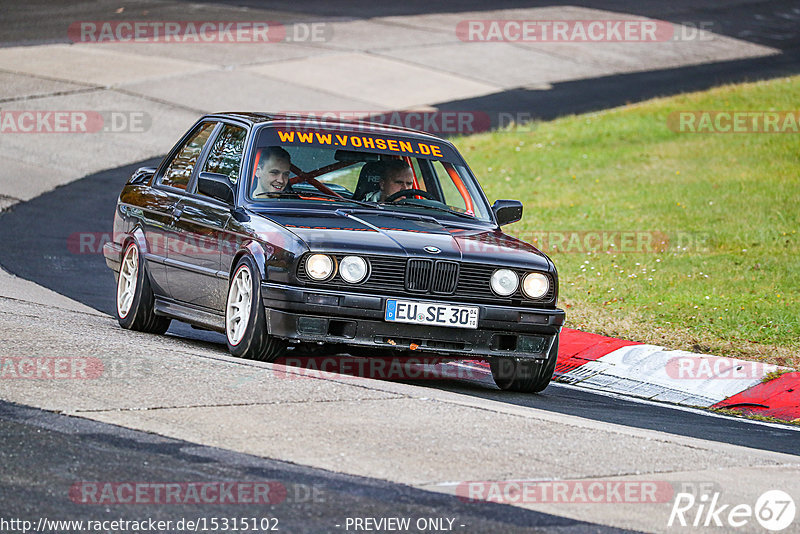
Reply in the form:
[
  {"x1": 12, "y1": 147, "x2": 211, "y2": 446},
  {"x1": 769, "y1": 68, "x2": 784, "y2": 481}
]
[
  {"x1": 117, "y1": 244, "x2": 139, "y2": 318},
  {"x1": 226, "y1": 265, "x2": 253, "y2": 346}
]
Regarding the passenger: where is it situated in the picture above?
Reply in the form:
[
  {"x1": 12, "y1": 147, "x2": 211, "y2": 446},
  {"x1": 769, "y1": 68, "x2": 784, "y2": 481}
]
[
  {"x1": 253, "y1": 146, "x2": 291, "y2": 196},
  {"x1": 363, "y1": 159, "x2": 414, "y2": 202}
]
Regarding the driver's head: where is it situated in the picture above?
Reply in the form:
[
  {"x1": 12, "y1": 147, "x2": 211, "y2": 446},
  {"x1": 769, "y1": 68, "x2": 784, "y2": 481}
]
[
  {"x1": 379, "y1": 160, "x2": 414, "y2": 201},
  {"x1": 254, "y1": 146, "x2": 291, "y2": 194}
]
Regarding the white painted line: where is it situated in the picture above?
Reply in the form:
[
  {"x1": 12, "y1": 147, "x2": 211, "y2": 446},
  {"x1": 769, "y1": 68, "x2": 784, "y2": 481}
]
[{"x1": 551, "y1": 382, "x2": 800, "y2": 432}]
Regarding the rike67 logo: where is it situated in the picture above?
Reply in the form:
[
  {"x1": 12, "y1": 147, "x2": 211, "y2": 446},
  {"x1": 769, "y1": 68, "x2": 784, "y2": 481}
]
[{"x1": 669, "y1": 490, "x2": 796, "y2": 531}]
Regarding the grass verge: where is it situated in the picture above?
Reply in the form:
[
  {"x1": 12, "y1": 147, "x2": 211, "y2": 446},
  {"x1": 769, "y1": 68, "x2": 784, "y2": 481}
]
[{"x1": 457, "y1": 76, "x2": 800, "y2": 368}]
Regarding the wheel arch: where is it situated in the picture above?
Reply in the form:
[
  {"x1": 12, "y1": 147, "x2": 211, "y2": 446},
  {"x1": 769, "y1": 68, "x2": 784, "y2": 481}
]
[
  {"x1": 119, "y1": 225, "x2": 149, "y2": 255},
  {"x1": 230, "y1": 240, "x2": 268, "y2": 282},
  {"x1": 118, "y1": 226, "x2": 153, "y2": 285}
]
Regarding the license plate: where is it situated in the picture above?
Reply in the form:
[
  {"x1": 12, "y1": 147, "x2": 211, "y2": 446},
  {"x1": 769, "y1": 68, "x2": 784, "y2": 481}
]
[{"x1": 385, "y1": 299, "x2": 478, "y2": 329}]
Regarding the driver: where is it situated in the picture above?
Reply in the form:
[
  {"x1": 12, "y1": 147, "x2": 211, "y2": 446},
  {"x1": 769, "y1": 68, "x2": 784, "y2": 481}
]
[
  {"x1": 253, "y1": 146, "x2": 291, "y2": 196},
  {"x1": 364, "y1": 159, "x2": 414, "y2": 202}
]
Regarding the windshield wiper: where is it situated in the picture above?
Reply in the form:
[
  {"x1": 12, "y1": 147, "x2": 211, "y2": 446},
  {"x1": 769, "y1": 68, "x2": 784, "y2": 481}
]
[
  {"x1": 390, "y1": 201, "x2": 477, "y2": 220},
  {"x1": 296, "y1": 191, "x2": 384, "y2": 210},
  {"x1": 255, "y1": 190, "x2": 381, "y2": 209}
]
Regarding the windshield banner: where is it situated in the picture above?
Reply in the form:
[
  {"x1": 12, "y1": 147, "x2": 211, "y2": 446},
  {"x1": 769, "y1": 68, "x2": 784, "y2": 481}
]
[{"x1": 257, "y1": 128, "x2": 458, "y2": 161}]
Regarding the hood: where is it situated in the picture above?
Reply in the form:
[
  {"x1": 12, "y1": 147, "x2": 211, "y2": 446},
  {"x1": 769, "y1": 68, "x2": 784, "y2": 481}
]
[{"x1": 255, "y1": 208, "x2": 551, "y2": 271}]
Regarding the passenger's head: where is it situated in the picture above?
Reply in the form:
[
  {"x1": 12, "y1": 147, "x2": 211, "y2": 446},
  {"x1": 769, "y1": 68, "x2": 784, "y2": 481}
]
[
  {"x1": 254, "y1": 146, "x2": 291, "y2": 194},
  {"x1": 379, "y1": 159, "x2": 414, "y2": 201}
]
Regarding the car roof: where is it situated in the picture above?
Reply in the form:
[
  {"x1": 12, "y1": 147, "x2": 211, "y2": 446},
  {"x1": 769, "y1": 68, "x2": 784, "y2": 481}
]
[{"x1": 204, "y1": 112, "x2": 455, "y2": 145}]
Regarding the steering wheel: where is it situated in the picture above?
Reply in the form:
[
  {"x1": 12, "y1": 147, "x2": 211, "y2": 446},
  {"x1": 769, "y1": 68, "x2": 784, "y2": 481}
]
[{"x1": 384, "y1": 188, "x2": 436, "y2": 203}]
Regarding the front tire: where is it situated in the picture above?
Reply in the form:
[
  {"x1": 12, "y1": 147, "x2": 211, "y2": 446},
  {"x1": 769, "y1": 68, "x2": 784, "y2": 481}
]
[
  {"x1": 226, "y1": 256, "x2": 286, "y2": 362},
  {"x1": 490, "y1": 336, "x2": 559, "y2": 393},
  {"x1": 115, "y1": 242, "x2": 171, "y2": 334}
]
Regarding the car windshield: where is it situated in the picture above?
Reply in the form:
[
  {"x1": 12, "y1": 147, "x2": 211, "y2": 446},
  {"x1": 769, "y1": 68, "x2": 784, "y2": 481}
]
[{"x1": 246, "y1": 125, "x2": 493, "y2": 223}]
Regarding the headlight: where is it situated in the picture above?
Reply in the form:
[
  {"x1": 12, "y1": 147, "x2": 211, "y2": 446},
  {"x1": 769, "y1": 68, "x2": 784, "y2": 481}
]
[
  {"x1": 339, "y1": 256, "x2": 368, "y2": 283},
  {"x1": 490, "y1": 268, "x2": 518, "y2": 296},
  {"x1": 305, "y1": 254, "x2": 334, "y2": 281},
  {"x1": 522, "y1": 272, "x2": 549, "y2": 299}
]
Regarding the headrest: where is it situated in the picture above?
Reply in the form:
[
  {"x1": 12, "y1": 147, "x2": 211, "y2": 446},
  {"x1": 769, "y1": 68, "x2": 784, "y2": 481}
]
[{"x1": 353, "y1": 161, "x2": 387, "y2": 200}]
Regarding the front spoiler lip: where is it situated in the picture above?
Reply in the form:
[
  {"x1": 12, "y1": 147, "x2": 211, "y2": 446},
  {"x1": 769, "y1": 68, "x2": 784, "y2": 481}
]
[
  {"x1": 264, "y1": 308, "x2": 559, "y2": 360},
  {"x1": 260, "y1": 281, "x2": 564, "y2": 359}
]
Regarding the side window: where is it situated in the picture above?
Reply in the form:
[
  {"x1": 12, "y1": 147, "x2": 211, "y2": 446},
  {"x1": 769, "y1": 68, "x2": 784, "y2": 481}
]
[
  {"x1": 201, "y1": 124, "x2": 247, "y2": 185},
  {"x1": 160, "y1": 122, "x2": 216, "y2": 190}
]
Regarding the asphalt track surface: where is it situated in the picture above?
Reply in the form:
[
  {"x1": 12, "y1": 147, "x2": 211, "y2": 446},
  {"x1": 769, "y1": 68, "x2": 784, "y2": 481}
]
[
  {"x1": 1, "y1": 401, "x2": 631, "y2": 534},
  {"x1": 2, "y1": 0, "x2": 800, "y2": 121},
  {"x1": 0, "y1": 159, "x2": 798, "y2": 459}
]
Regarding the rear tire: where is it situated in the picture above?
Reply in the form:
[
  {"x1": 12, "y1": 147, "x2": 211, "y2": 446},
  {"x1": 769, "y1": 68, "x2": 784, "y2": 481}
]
[
  {"x1": 490, "y1": 336, "x2": 559, "y2": 393},
  {"x1": 226, "y1": 255, "x2": 286, "y2": 362},
  {"x1": 115, "y1": 242, "x2": 171, "y2": 334}
]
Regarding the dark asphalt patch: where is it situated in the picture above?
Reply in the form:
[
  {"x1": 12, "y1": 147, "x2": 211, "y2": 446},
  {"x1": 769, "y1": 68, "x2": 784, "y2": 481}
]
[
  {"x1": 0, "y1": 156, "x2": 226, "y2": 344},
  {"x1": 428, "y1": 381, "x2": 800, "y2": 456},
  {"x1": 0, "y1": 157, "x2": 160, "y2": 315},
  {"x1": 435, "y1": 53, "x2": 800, "y2": 123},
  {"x1": 0, "y1": 400, "x2": 635, "y2": 534}
]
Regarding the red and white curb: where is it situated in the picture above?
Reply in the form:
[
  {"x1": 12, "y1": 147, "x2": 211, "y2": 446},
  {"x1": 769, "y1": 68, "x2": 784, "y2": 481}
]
[
  {"x1": 553, "y1": 328, "x2": 799, "y2": 422},
  {"x1": 439, "y1": 328, "x2": 799, "y2": 423},
  {"x1": 282, "y1": 328, "x2": 798, "y2": 422}
]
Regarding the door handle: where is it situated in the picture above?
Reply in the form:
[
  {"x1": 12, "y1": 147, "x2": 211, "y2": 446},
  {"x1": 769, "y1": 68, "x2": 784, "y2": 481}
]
[{"x1": 171, "y1": 205, "x2": 183, "y2": 221}]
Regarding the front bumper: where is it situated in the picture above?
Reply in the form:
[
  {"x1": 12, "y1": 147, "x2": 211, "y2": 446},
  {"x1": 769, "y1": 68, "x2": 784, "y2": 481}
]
[
  {"x1": 262, "y1": 282, "x2": 564, "y2": 359},
  {"x1": 103, "y1": 241, "x2": 123, "y2": 274}
]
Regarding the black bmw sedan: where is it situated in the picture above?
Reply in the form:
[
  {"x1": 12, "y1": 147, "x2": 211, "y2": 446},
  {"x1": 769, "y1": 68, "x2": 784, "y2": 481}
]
[{"x1": 104, "y1": 113, "x2": 565, "y2": 392}]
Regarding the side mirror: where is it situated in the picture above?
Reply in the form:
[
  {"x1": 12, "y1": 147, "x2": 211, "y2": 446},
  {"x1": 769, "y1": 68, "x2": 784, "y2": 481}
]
[
  {"x1": 492, "y1": 199, "x2": 523, "y2": 226},
  {"x1": 129, "y1": 166, "x2": 156, "y2": 185},
  {"x1": 197, "y1": 172, "x2": 234, "y2": 204}
]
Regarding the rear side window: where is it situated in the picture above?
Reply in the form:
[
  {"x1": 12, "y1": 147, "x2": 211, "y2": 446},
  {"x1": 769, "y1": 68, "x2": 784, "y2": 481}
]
[
  {"x1": 160, "y1": 122, "x2": 216, "y2": 190},
  {"x1": 201, "y1": 124, "x2": 247, "y2": 185}
]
